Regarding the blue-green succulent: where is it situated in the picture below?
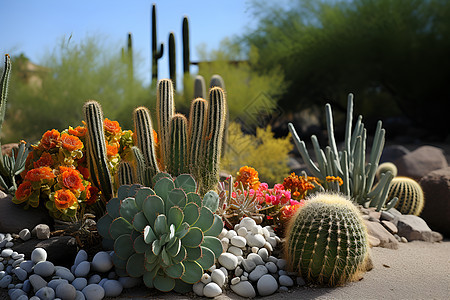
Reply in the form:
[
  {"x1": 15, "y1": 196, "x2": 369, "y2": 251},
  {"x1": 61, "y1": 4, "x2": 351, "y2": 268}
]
[{"x1": 97, "y1": 173, "x2": 223, "y2": 293}]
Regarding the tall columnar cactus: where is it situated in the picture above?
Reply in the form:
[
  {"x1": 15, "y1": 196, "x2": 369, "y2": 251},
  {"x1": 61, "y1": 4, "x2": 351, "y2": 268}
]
[
  {"x1": 193, "y1": 75, "x2": 206, "y2": 99},
  {"x1": 284, "y1": 192, "x2": 370, "y2": 286},
  {"x1": 0, "y1": 54, "x2": 29, "y2": 193},
  {"x1": 156, "y1": 79, "x2": 175, "y2": 170},
  {"x1": 209, "y1": 74, "x2": 225, "y2": 89},
  {"x1": 151, "y1": 4, "x2": 164, "y2": 84},
  {"x1": 83, "y1": 100, "x2": 114, "y2": 202},
  {"x1": 188, "y1": 98, "x2": 207, "y2": 181},
  {"x1": 209, "y1": 74, "x2": 228, "y2": 158},
  {"x1": 387, "y1": 177, "x2": 425, "y2": 216},
  {"x1": 133, "y1": 106, "x2": 160, "y2": 183},
  {"x1": 117, "y1": 161, "x2": 136, "y2": 186},
  {"x1": 182, "y1": 16, "x2": 190, "y2": 75},
  {"x1": 288, "y1": 94, "x2": 397, "y2": 211},
  {"x1": 202, "y1": 87, "x2": 227, "y2": 193},
  {"x1": 167, "y1": 114, "x2": 188, "y2": 177},
  {"x1": 97, "y1": 174, "x2": 223, "y2": 293},
  {"x1": 168, "y1": 32, "x2": 176, "y2": 89}
]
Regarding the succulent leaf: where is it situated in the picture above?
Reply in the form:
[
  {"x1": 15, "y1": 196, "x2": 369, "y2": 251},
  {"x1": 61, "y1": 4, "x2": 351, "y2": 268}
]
[
  {"x1": 107, "y1": 197, "x2": 121, "y2": 219},
  {"x1": 133, "y1": 234, "x2": 147, "y2": 254},
  {"x1": 204, "y1": 214, "x2": 224, "y2": 237},
  {"x1": 110, "y1": 217, "x2": 133, "y2": 240},
  {"x1": 135, "y1": 187, "x2": 155, "y2": 209},
  {"x1": 202, "y1": 190, "x2": 219, "y2": 212},
  {"x1": 144, "y1": 225, "x2": 157, "y2": 244},
  {"x1": 175, "y1": 222, "x2": 190, "y2": 239},
  {"x1": 154, "y1": 214, "x2": 168, "y2": 236},
  {"x1": 168, "y1": 207, "x2": 183, "y2": 230},
  {"x1": 165, "y1": 262, "x2": 185, "y2": 279},
  {"x1": 143, "y1": 195, "x2": 165, "y2": 228},
  {"x1": 172, "y1": 245, "x2": 187, "y2": 264},
  {"x1": 181, "y1": 227, "x2": 203, "y2": 248},
  {"x1": 185, "y1": 246, "x2": 202, "y2": 261},
  {"x1": 133, "y1": 211, "x2": 148, "y2": 232},
  {"x1": 143, "y1": 270, "x2": 155, "y2": 288},
  {"x1": 174, "y1": 174, "x2": 197, "y2": 193},
  {"x1": 126, "y1": 253, "x2": 145, "y2": 277},
  {"x1": 97, "y1": 214, "x2": 113, "y2": 239},
  {"x1": 180, "y1": 261, "x2": 203, "y2": 284},
  {"x1": 196, "y1": 246, "x2": 215, "y2": 270},
  {"x1": 192, "y1": 207, "x2": 214, "y2": 232},
  {"x1": 114, "y1": 234, "x2": 134, "y2": 260},
  {"x1": 201, "y1": 236, "x2": 222, "y2": 258},
  {"x1": 182, "y1": 202, "x2": 200, "y2": 225},
  {"x1": 186, "y1": 192, "x2": 202, "y2": 206},
  {"x1": 152, "y1": 239, "x2": 162, "y2": 256},
  {"x1": 166, "y1": 189, "x2": 187, "y2": 213},
  {"x1": 153, "y1": 273, "x2": 176, "y2": 292},
  {"x1": 112, "y1": 253, "x2": 128, "y2": 269},
  {"x1": 154, "y1": 177, "x2": 175, "y2": 202},
  {"x1": 166, "y1": 238, "x2": 181, "y2": 257},
  {"x1": 120, "y1": 198, "x2": 139, "y2": 223}
]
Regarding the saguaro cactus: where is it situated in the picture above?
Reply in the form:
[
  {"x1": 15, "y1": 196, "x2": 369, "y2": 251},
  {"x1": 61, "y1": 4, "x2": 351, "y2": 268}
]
[
  {"x1": 188, "y1": 98, "x2": 207, "y2": 180},
  {"x1": 156, "y1": 79, "x2": 175, "y2": 170},
  {"x1": 193, "y1": 75, "x2": 206, "y2": 99},
  {"x1": 182, "y1": 16, "x2": 190, "y2": 75},
  {"x1": 133, "y1": 106, "x2": 160, "y2": 183},
  {"x1": 117, "y1": 161, "x2": 135, "y2": 186},
  {"x1": 83, "y1": 100, "x2": 114, "y2": 202},
  {"x1": 284, "y1": 192, "x2": 370, "y2": 286},
  {"x1": 168, "y1": 32, "x2": 176, "y2": 89},
  {"x1": 167, "y1": 114, "x2": 188, "y2": 176},
  {"x1": 151, "y1": 4, "x2": 164, "y2": 84}
]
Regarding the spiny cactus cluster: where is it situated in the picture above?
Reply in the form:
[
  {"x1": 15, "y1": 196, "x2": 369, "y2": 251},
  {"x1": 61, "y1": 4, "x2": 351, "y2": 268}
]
[
  {"x1": 284, "y1": 192, "x2": 370, "y2": 286},
  {"x1": 133, "y1": 79, "x2": 227, "y2": 194},
  {"x1": 388, "y1": 176, "x2": 425, "y2": 216},
  {"x1": 288, "y1": 94, "x2": 398, "y2": 211},
  {"x1": 97, "y1": 173, "x2": 223, "y2": 293}
]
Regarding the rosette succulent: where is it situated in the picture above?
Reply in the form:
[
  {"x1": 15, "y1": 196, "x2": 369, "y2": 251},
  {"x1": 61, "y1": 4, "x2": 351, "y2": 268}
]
[{"x1": 97, "y1": 173, "x2": 223, "y2": 292}]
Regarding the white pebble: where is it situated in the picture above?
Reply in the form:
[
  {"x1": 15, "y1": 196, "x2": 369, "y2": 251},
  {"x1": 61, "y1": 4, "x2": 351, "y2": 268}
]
[
  {"x1": 247, "y1": 253, "x2": 264, "y2": 265},
  {"x1": 225, "y1": 230, "x2": 237, "y2": 240},
  {"x1": 237, "y1": 227, "x2": 248, "y2": 237},
  {"x1": 211, "y1": 269, "x2": 226, "y2": 287},
  {"x1": 264, "y1": 241, "x2": 273, "y2": 252},
  {"x1": 220, "y1": 238, "x2": 229, "y2": 252},
  {"x1": 203, "y1": 282, "x2": 222, "y2": 298},
  {"x1": 218, "y1": 228, "x2": 228, "y2": 240},
  {"x1": 230, "y1": 236, "x2": 246, "y2": 248},
  {"x1": 246, "y1": 233, "x2": 266, "y2": 248},
  {"x1": 257, "y1": 274, "x2": 278, "y2": 296},
  {"x1": 230, "y1": 281, "x2": 256, "y2": 298},
  {"x1": 19, "y1": 229, "x2": 31, "y2": 241},
  {"x1": 201, "y1": 273, "x2": 212, "y2": 284},
  {"x1": 239, "y1": 217, "x2": 256, "y2": 230},
  {"x1": 34, "y1": 261, "x2": 55, "y2": 277},
  {"x1": 193, "y1": 282, "x2": 205, "y2": 297},
  {"x1": 230, "y1": 276, "x2": 240, "y2": 285},
  {"x1": 227, "y1": 246, "x2": 243, "y2": 257},
  {"x1": 251, "y1": 247, "x2": 259, "y2": 253},
  {"x1": 31, "y1": 248, "x2": 47, "y2": 264},
  {"x1": 1, "y1": 249, "x2": 13, "y2": 257},
  {"x1": 218, "y1": 253, "x2": 238, "y2": 270}
]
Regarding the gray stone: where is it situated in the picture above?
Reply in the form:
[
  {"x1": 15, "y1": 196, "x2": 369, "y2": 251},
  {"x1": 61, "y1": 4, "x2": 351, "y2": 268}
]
[
  {"x1": 82, "y1": 284, "x2": 105, "y2": 300},
  {"x1": 74, "y1": 261, "x2": 90, "y2": 278},
  {"x1": 29, "y1": 274, "x2": 47, "y2": 293},
  {"x1": 395, "y1": 146, "x2": 448, "y2": 180},
  {"x1": 380, "y1": 145, "x2": 410, "y2": 164},
  {"x1": 279, "y1": 286, "x2": 289, "y2": 292},
  {"x1": 258, "y1": 248, "x2": 269, "y2": 262},
  {"x1": 192, "y1": 282, "x2": 205, "y2": 296},
  {"x1": 56, "y1": 282, "x2": 77, "y2": 300},
  {"x1": 87, "y1": 275, "x2": 101, "y2": 285},
  {"x1": 91, "y1": 252, "x2": 113, "y2": 273},
  {"x1": 22, "y1": 279, "x2": 31, "y2": 293},
  {"x1": 75, "y1": 291, "x2": 85, "y2": 300},
  {"x1": 364, "y1": 220, "x2": 399, "y2": 249},
  {"x1": 257, "y1": 274, "x2": 278, "y2": 296},
  {"x1": 230, "y1": 280, "x2": 256, "y2": 298},
  {"x1": 265, "y1": 261, "x2": 277, "y2": 273},
  {"x1": 247, "y1": 253, "x2": 264, "y2": 265},
  {"x1": 72, "y1": 278, "x2": 87, "y2": 291},
  {"x1": 203, "y1": 282, "x2": 222, "y2": 298},
  {"x1": 241, "y1": 259, "x2": 256, "y2": 273},
  {"x1": 234, "y1": 266, "x2": 243, "y2": 277},
  {"x1": 34, "y1": 261, "x2": 55, "y2": 277},
  {"x1": 397, "y1": 214, "x2": 443, "y2": 242},
  {"x1": 19, "y1": 229, "x2": 31, "y2": 241},
  {"x1": 276, "y1": 259, "x2": 287, "y2": 270},
  {"x1": 380, "y1": 211, "x2": 395, "y2": 222},
  {"x1": 55, "y1": 267, "x2": 75, "y2": 282},
  {"x1": 296, "y1": 276, "x2": 306, "y2": 286},
  {"x1": 10, "y1": 289, "x2": 27, "y2": 300},
  {"x1": 279, "y1": 275, "x2": 294, "y2": 287},
  {"x1": 12, "y1": 267, "x2": 28, "y2": 281},
  {"x1": 117, "y1": 276, "x2": 141, "y2": 289},
  {"x1": 48, "y1": 279, "x2": 69, "y2": 291},
  {"x1": 20, "y1": 260, "x2": 34, "y2": 273},
  {"x1": 0, "y1": 274, "x2": 12, "y2": 288},
  {"x1": 35, "y1": 287, "x2": 55, "y2": 300},
  {"x1": 34, "y1": 224, "x2": 51, "y2": 240},
  {"x1": 73, "y1": 250, "x2": 88, "y2": 267},
  {"x1": 248, "y1": 265, "x2": 268, "y2": 282},
  {"x1": 102, "y1": 280, "x2": 122, "y2": 297}
]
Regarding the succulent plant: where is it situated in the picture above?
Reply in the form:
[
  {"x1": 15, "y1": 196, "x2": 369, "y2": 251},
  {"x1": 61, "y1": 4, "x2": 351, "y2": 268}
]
[
  {"x1": 388, "y1": 176, "x2": 424, "y2": 216},
  {"x1": 0, "y1": 54, "x2": 30, "y2": 193},
  {"x1": 376, "y1": 162, "x2": 398, "y2": 180},
  {"x1": 288, "y1": 94, "x2": 398, "y2": 211},
  {"x1": 96, "y1": 173, "x2": 223, "y2": 293},
  {"x1": 284, "y1": 192, "x2": 370, "y2": 286}
]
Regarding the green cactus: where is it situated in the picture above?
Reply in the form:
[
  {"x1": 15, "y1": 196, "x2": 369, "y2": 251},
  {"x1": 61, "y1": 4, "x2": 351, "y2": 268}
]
[
  {"x1": 156, "y1": 79, "x2": 175, "y2": 170},
  {"x1": 167, "y1": 114, "x2": 188, "y2": 177},
  {"x1": 376, "y1": 162, "x2": 398, "y2": 180},
  {"x1": 209, "y1": 74, "x2": 228, "y2": 158},
  {"x1": 133, "y1": 106, "x2": 160, "y2": 183},
  {"x1": 288, "y1": 94, "x2": 398, "y2": 211},
  {"x1": 201, "y1": 87, "x2": 227, "y2": 194},
  {"x1": 193, "y1": 75, "x2": 206, "y2": 99},
  {"x1": 168, "y1": 32, "x2": 176, "y2": 89},
  {"x1": 182, "y1": 16, "x2": 190, "y2": 75},
  {"x1": 387, "y1": 176, "x2": 424, "y2": 216},
  {"x1": 209, "y1": 74, "x2": 225, "y2": 89},
  {"x1": 0, "y1": 54, "x2": 30, "y2": 194},
  {"x1": 284, "y1": 192, "x2": 370, "y2": 286},
  {"x1": 151, "y1": 4, "x2": 164, "y2": 84},
  {"x1": 188, "y1": 98, "x2": 207, "y2": 183},
  {"x1": 83, "y1": 100, "x2": 114, "y2": 202},
  {"x1": 117, "y1": 161, "x2": 136, "y2": 186},
  {"x1": 96, "y1": 173, "x2": 223, "y2": 293}
]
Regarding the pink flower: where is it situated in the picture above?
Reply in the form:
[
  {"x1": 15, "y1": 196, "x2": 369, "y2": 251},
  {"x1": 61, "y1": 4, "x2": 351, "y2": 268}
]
[{"x1": 290, "y1": 199, "x2": 300, "y2": 205}]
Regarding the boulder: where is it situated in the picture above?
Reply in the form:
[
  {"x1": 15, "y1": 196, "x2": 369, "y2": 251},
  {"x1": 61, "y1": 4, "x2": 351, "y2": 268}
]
[
  {"x1": 364, "y1": 220, "x2": 399, "y2": 249},
  {"x1": 1, "y1": 143, "x2": 19, "y2": 157},
  {"x1": 380, "y1": 145, "x2": 410, "y2": 164},
  {"x1": 396, "y1": 214, "x2": 443, "y2": 242},
  {"x1": 0, "y1": 191, "x2": 53, "y2": 234},
  {"x1": 394, "y1": 146, "x2": 448, "y2": 180},
  {"x1": 419, "y1": 167, "x2": 450, "y2": 238}
]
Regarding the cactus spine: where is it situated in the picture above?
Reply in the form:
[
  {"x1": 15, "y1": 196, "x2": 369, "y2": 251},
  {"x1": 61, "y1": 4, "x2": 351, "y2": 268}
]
[
  {"x1": 284, "y1": 193, "x2": 370, "y2": 286},
  {"x1": 188, "y1": 98, "x2": 208, "y2": 180},
  {"x1": 388, "y1": 177, "x2": 425, "y2": 216},
  {"x1": 167, "y1": 114, "x2": 188, "y2": 176},
  {"x1": 117, "y1": 161, "x2": 135, "y2": 186},
  {"x1": 133, "y1": 106, "x2": 160, "y2": 183},
  {"x1": 83, "y1": 100, "x2": 114, "y2": 202},
  {"x1": 168, "y1": 32, "x2": 176, "y2": 89},
  {"x1": 194, "y1": 75, "x2": 206, "y2": 99},
  {"x1": 156, "y1": 79, "x2": 175, "y2": 170},
  {"x1": 202, "y1": 87, "x2": 226, "y2": 193},
  {"x1": 182, "y1": 16, "x2": 190, "y2": 75},
  {"x1": 288, "y1": 94, "x2": 397, "y2": 211},
  {"x1": 151, "y1": 4, "x2": 164, "y2": 84}
]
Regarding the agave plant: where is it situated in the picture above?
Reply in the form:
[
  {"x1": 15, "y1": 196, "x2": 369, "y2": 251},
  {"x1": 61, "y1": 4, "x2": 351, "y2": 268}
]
[{"x1": 96, "y1": 173, "x2": 223, "y2": 293}]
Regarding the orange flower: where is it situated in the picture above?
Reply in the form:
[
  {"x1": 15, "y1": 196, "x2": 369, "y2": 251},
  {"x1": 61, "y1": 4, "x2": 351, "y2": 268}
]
[
  {"x1": 68, "y1": 126, "x2": 87, "y2": 138},
  {"x1": 15, "y1": 181, "x2": 33, "y2": 202},
  {"x1": 326, "y1": 176, "x2": 343, "y2": 186},
  {"x1": 33, "y1": 152, "x2": 53, "y2": 168},
  {"x1": 235, "y1": 166, "x2": 261, "y2": 190},
  {"x1": 77, "y1": 165, "x2": 90, "y2": 179},
  {"x1": 106, "y1": 143, "x2": 118, "y2": 157},
  {"x1": 104, "y1": 118, "x2": 121, "y2": 135},
  {"x1": 283, "y1": 173, "x2": 316, "y2": 200},
  {"x1": 59, "y1": 168, "x2": 85, "y2": 192},
  {"x1": 85, "y1": 184, "x2": 99, "y2": 205},
  {"x1": 61, "y1": 133, "x2": 83, "y2": 152},
  {"x1": 25, "y1": 167, "x2": 55, "y2": 182},
  {"x1": 54, "y1": 189, "x2": 77, "y2": 210},
  {"x1": 280, "y1": 203, "x2": 304, "y2": 221},
  {"x1": 40, "y1": 129, "x2": 60, "y2": 150},
  {"x1": 152, "y1": 129, "x2": 158, "y2": 144}
]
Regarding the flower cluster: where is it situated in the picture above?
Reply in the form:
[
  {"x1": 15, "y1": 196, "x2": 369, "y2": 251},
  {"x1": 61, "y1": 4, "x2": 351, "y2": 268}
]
[{"x1": 12, "y1": 118, "x2": 132, "y2": 221}]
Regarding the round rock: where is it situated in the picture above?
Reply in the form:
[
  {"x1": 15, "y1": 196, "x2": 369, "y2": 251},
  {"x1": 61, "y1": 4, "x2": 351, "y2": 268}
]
[
  {"x1": 48, "y1": 279, "x2": 69, "y2": 290},
  {"x1": 192, "y1": 282, "x2": 205, "y2": 297},
  {"x1": 82, "y1": 284, "x2": 105, "y2": 300},
  {"x1": 55, "y1": 267, "x2": 75, "y2": 282},
  {"x1": 246, "y1": 233, "x2": 266, "y2": 248},
  {"x1": 1, "y1": 248, "x2": 13, "y2": 258},
  {"x1": 102, "y1": 280, "x2": 123, "y2": 297},
  {"x1": 12, "y1": 267, "x2": 28, "y2": 281},
  {"x1": 211, "y1": 269, "x2": 226, "y2": 287},
  {"x1": 230, "y1": 236, "x2": 246, "y2": 248},
  {"x1": 75, "y1": 291, "x2": 85, "y2": 300},
  {"x1": 117, "y1": 277, "x2": 141, "y2": 289},
  {"x1": 203, "y1": 282, "x2": 222, "y2": 298},
  {"x1": 72, "y1": 278, "x2": 88, "y2": 291},
  {"x1": 74, "y1": 261, "x2": 90, "y2": 277},
  {"x1": 34, "y1": 261, "x2": 55, "y2": 277},
  {"x1": 239, "y1": 217, "x2": 257, "y2": 230},
  {"x1": 35, "y1": 286, "x2": 55, "y2": 300},
  {"x1": 218, "y1": 253, "x2": 238, "y2": 270},
  {"x1": 56, "y1": 282, "x2": 77, "y2": 300},
  {"x1": 29, "y1": 274, "x2": 47, "y2": 293},
  {"x1": 257, "y1": 274, "x2": 278, "y2": 296},
  {"x1": 31, "y1": 248, "x2": 47, "y2": 263},
  {"x1": 230, "y1": 280, "x2": 256, "y2": 298},
  {"x1": 19, "y1": 229, "x2": 31, "y2": 241},
  {"x1": 265, "y1": 261, "x2": 277, "y2": 273},
  {"x1": 74, "y1": 250, "x2": 88, "y2": 267},
  {"x1": 91, "y1": 252, "x2": 113, "y2": 273},
  {"x1": 248, "y1": 265, "x2": 268, "y2": 282},
  {"x1": 279, "y1": 275, "x2": 294, "y2": 287}
]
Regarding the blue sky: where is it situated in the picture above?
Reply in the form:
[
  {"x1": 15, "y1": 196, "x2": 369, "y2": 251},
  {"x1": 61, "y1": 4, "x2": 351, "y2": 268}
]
[{"x1": 1, "y1": 0, "x2": 257, "y2": 85}]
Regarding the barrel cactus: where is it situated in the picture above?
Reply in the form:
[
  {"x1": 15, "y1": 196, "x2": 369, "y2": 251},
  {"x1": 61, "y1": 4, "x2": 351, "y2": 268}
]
[
  {"x1": 284, "y1": 192, "x2": 370, "y2": 286},
  {"x1": 388, "y1": 176, "x2": 424, "y2": 216},
  {"x1": 96, "y1": 173, "x2": 223, "y2": 292},
  {"x1": 376, "y1": 162, "x2": 398, "y2": 180}
]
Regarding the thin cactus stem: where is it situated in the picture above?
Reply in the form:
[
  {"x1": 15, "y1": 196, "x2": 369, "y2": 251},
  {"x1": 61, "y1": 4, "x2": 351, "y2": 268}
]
[
  {"x1": 182, "y1": 16, "x2": 190, "y2": 75},
  {"x1": 188, "y1": 98, "x2": 207, "y2": 180},
  {"x1": 344, "y1": 93, "x2": 353, "y2": 154},
  {"x1": 133, "y1": 106, "x2": 160, "y2": 181},
  {"x1": 168, "y1": 32, "x2": 176, "y2": 89},
  {"x1": 156, "y1": 79, "x2": 175, "y2": 170},
  {"x1": 167, "y1": 114, "x2": 188, "y2": 177},
  {"x1": 0, "y1": 54, "x2": 11, "y2": 134},
  {"x1": 193, "y1": 75, "x2": 206, "y2": 99},
  {"x1": 151, "y1": 4, "x2": 164, "y2": 84},
  {"x1": 131, "y1": 146, "x2": 149, "y2": 186},
  {"x1": 83, "y1": 100, "x2": 114, "y2": 202}
]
